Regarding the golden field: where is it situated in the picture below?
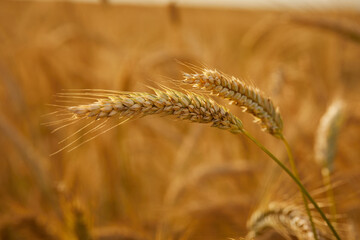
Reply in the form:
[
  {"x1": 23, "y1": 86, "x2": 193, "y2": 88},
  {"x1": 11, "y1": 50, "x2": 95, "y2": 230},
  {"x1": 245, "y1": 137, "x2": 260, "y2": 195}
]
[{"x1": 0, "y1": 1, "x2": 360, "y2": 239}]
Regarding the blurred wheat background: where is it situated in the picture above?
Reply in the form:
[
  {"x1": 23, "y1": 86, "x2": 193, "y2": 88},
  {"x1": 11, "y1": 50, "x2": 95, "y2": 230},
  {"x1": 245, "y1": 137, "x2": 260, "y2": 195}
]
[{"x1": 0, "y1": 1, "x2": 360, "y2": 240}]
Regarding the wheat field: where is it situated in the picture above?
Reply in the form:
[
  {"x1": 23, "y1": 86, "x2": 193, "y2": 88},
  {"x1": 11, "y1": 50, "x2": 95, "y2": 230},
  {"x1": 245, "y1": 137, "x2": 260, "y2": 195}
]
[{"x1": 0, "y1": 1, "x2": 360, "y2": 240}]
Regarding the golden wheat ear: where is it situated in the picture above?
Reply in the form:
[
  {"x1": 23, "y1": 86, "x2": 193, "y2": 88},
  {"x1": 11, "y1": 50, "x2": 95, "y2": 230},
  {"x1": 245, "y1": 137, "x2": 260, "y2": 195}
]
[
  {"x1": 315, "y1": 99, "x2": 345, "y2": 172},
  {"x1": 246, "y1": 201, "x2": 331, "y2": 240},
  {"x1": 183, "y1": 68, "x2": 283, "y2": 138},
  {"x1": 314, "y1": 99, "x2": 345, "y2": 227},
  {"x1": 48, "y1": 87, "x2": 244, "y2": 154},
  {"x1": 65, "y1": 88, "x2": 244, "y2": 133}
]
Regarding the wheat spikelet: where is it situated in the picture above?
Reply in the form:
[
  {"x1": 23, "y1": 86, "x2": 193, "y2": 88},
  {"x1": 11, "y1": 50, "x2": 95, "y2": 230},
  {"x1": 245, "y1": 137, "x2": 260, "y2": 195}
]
[
  {"x1": 246, "y1": 202, "x2": 329, "y2": 240},
  {"x1": 314, "y1": 100, "x2": 345, "y2": 172},
  {"x1": 64, "y1": 88, "x2": 243, "y2": 134},
  {"x1": 183, "y1": 69, "x2": 283, "y2": 137}
]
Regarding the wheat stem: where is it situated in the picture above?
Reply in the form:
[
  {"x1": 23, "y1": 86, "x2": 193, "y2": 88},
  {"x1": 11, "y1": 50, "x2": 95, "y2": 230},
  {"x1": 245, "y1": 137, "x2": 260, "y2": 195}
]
[
  {"x1": 315, "y1": 99, "x2": 344, "y2": 226},
  {"x1": 281, "y1": 135, "x2": 319, "y2": 240},
  {"x1": 240, "y1": 129, "x2": 341, "y2": 240},
  {"x1": 322, "y1": 168, "x2": 337, "y2": 225}
]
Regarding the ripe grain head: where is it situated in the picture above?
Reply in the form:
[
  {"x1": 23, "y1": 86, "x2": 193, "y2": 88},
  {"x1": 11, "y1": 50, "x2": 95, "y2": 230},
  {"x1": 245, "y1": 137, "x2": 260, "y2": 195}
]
[
  {"x1": 65, "y1": 88, "x2": 244, "y2": 134},
  {"x1": 314, "y1": 99, "x2": 345, "y2": 172},
  {"x1": 183, "y1": 69, "x2": 283, "y2": 138},
  {"x1": 247, "y1": 201, "x2": 330, "y2": 240}
]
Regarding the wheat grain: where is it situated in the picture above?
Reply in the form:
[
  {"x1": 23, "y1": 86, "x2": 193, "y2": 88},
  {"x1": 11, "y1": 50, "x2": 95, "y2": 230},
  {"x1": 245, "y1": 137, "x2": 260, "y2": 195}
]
[
  {"x1": 65, "y1": 88, "x2": 243, "y2": 134},
  {"x1": 246, "y1": 202, "x2": 328, "y2": 240},
  {"x1": 183, "y1": 69, "x2": 283, "y2": 137}
]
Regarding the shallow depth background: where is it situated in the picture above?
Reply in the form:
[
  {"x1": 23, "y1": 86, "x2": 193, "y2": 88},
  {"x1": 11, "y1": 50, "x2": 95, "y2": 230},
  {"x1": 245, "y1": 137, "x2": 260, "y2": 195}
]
[{"x1": 0, "y1": 1, "x2": 360, "y2": 239}]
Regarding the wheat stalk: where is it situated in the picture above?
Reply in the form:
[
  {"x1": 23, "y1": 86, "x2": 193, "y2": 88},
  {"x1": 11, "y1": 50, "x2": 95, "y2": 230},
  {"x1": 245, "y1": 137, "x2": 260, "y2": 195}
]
[
  {"x1": 65, "y1": 88, "x2": 243, "y2": 134},
  {"x1": 53, "y1": 87, "x2": 340, "y2": 240},
  {"x1": 246, "y1": 202, "x2": 328, "y2": 240},
  {"x1": 182, "y1": 68, "x2": 327, "y2": 238},
  {"x1": 183, "y1": 69, "x2": 283, "y2": 137},
  {"x1": 314, "y1": 99, "x2": 345, "y2": 227}
]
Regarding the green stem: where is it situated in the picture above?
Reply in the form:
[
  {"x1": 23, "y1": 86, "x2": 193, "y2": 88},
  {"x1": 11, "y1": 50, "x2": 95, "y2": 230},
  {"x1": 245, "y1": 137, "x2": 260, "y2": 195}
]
[
  {"x1": 240, "y1": 129, "x2": 341, "y2": 240},
  {"x1": 281, "y1": 135, "x2": 319, "y2": 240},
  {"x1": 322, "y1": 167, "x2": 337, "y2": 225}
]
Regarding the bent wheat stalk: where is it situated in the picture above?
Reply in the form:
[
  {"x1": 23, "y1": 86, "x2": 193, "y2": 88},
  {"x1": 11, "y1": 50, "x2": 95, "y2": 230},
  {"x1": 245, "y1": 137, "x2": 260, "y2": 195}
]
[
  {"x1": 315, "y1": 99, "x2": 345, "y2": 225},
  {"x1": 282, "y1": 136, "x2": 319, "y2": 240},
  {"x1": 242, "y1": 129, "x2": 340, "y2": 240},
  {"x1": 183, "y1": 68, "x2": 319, "y2": 239},
  {"x1": 52, "y1": 87, "x2": 340, "y2": 239}
]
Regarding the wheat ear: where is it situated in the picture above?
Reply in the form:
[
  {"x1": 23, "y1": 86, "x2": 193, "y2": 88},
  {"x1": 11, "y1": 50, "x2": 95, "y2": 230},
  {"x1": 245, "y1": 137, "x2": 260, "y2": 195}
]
[
  {"x1": 183, "y1": 69, "x2": 283, "y2": 137},
  {"x1": 315, "y1": 99, "x2": 345, "y2": 172},
  {"x1": 314, "y1": 99, "x2": 345, "y2": 226},
  {"x1": 247, "y1": 202, "x2": 328, "y2": 240},
  {"x1": 66, "y1": 88, "x2": 243, "y2": 134}
]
